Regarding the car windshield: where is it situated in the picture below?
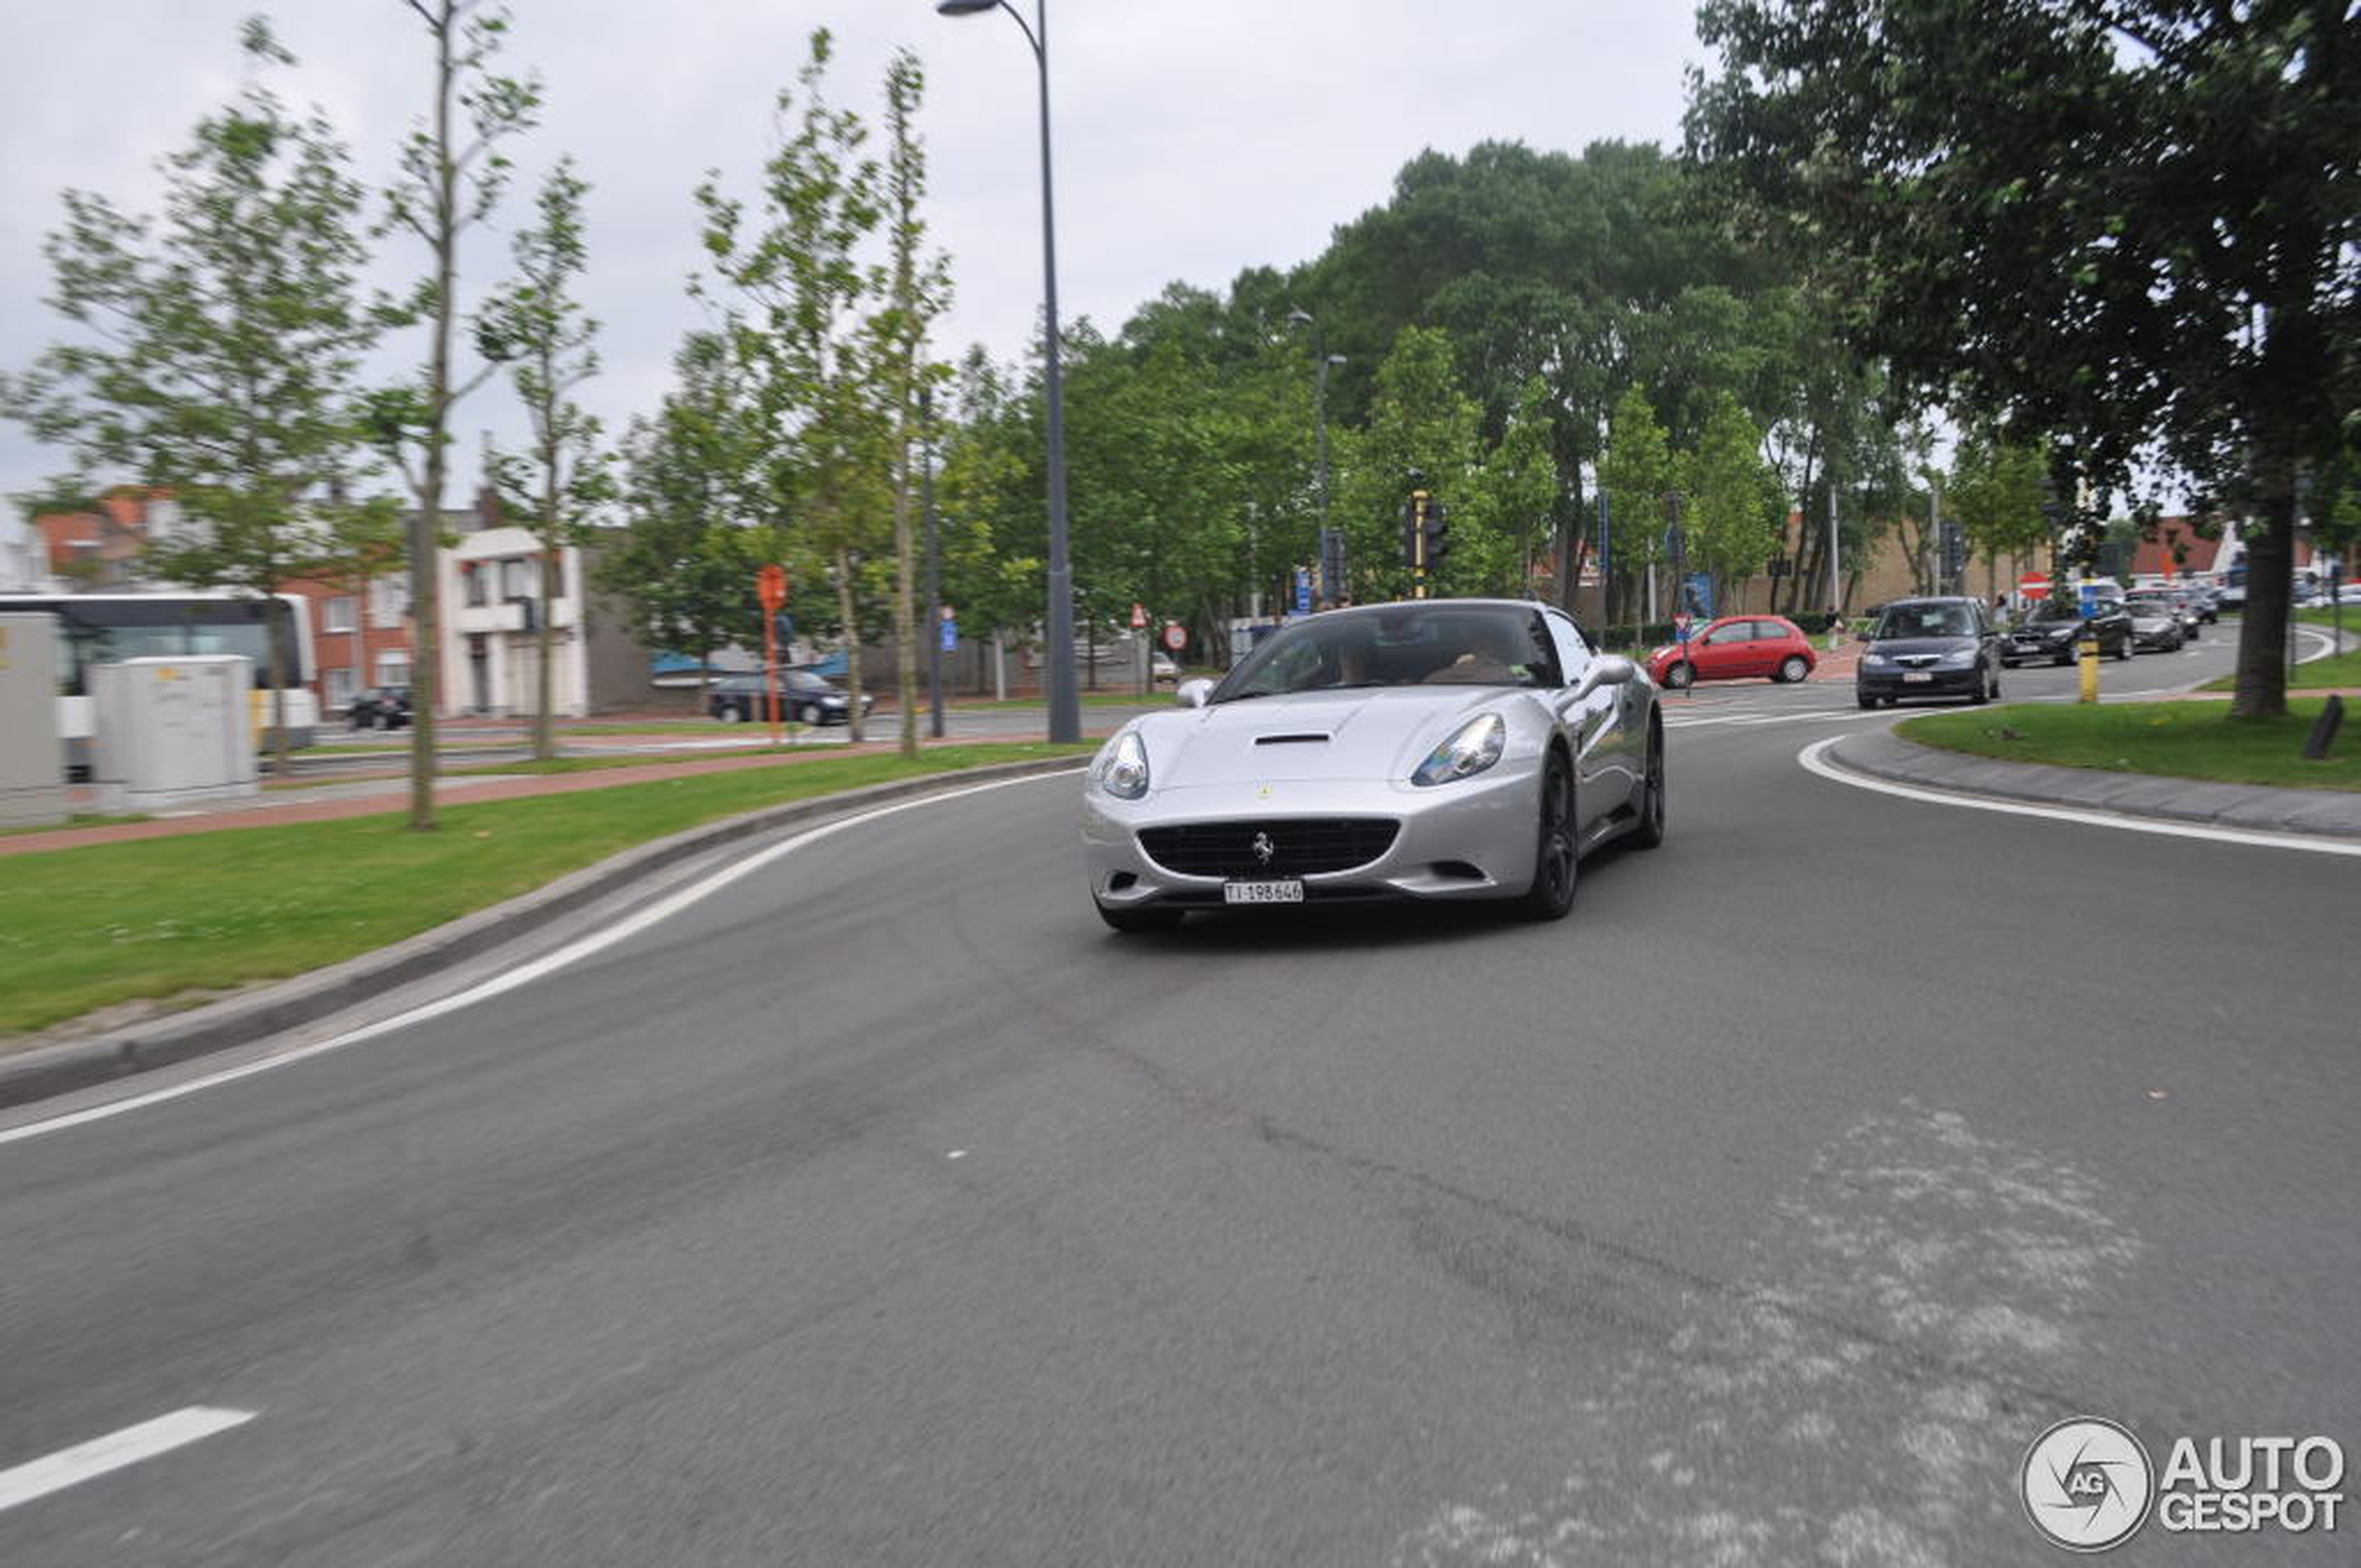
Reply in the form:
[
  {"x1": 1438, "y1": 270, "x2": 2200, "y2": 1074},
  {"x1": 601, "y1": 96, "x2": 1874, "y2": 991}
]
[
  {"x1": 1872, "y1": 603, "x2": 1977, "y2": 639},
  {"x1": 2027, "y1": 600, "x2": 2084, "y2": 622},
  {"x1": 1211, "y1": 603, "x2": 1557, "y2": 702}
]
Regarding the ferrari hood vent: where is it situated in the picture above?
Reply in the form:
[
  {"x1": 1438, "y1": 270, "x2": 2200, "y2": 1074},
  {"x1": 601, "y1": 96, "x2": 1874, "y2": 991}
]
[{"x1": 1253, "y1": 733, "x2": 1330, "y2": 744}]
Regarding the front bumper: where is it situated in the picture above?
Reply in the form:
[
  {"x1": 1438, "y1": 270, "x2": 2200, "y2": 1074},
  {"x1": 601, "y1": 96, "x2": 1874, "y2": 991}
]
[
  {"x1": 1081, "y1": 763, "x2": 1544, "y2": 910},
  {"x1": 1857, "y1": 665, "x2": 1982, "y2": 698}
]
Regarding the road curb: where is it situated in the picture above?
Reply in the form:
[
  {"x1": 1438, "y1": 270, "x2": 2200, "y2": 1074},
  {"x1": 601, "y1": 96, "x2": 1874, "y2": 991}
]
[
  {"x1": 0, "y1": 756, "x2": 1082, "y2": 1113},
  {"x1": 1826, "y1": 727, "x2": 2361, "y2": 841}
]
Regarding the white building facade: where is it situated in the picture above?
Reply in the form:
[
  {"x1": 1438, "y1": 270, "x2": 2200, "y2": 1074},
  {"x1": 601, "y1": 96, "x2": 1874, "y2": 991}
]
[{"x1": 436, "y1": 524, "x2": 591, "y2": 718}]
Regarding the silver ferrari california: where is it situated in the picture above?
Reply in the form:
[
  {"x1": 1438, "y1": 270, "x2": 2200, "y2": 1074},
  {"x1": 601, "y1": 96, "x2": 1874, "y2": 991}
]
[{"x1": 1081, "y1": 599, "x2": 1665, "y2": 931}]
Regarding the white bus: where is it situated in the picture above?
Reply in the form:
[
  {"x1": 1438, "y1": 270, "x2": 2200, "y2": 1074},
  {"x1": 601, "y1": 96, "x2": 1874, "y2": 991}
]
[{"x1": 0, "y1": 590, "x2": 320, "y2": 770}]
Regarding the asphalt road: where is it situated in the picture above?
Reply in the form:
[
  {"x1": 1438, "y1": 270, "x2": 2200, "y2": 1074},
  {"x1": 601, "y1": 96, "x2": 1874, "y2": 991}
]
[{"x1": 2, "y1": 631, "x2": 2354, "y2": 1566}]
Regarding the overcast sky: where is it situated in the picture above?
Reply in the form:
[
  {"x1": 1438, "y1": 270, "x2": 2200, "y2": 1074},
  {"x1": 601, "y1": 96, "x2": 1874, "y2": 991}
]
[{"x1": 0, "y1": 3, "x2": 1708, "y2": 512}]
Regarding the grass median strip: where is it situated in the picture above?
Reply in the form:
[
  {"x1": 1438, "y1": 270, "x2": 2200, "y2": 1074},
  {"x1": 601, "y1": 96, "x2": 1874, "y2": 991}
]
[
  {"x1": 0, "y1": 743, "x2": 1090, "y2": 1039},
  {"x1": 2198, "y1": 645, "x2": 2361, "y2": 692},
  {"x1": 1898, "y1": 701, "x2": 2361, "y2": 792}
]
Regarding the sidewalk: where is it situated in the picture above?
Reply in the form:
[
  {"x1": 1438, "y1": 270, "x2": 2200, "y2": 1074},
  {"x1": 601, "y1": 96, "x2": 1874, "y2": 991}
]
[{"x1": 2, "y1": 737, "x2": 1053, "y2": 858}]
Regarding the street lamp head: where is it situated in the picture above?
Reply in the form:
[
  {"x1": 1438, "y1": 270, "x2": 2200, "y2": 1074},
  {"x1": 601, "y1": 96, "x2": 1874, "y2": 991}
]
[
  {"x1": 1326, "y1": 353, "x2": 1347, "y2": 366},
  {"x1": 1285, "y1": 308, "x2": 1314, "y2": 328}
]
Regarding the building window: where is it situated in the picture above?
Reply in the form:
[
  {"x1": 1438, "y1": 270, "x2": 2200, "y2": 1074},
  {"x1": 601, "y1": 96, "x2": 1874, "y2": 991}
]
[
  {"x1": 369, "y1": 576, "x2": 405, "y2": 627},
  {"x1": 324, "y1": 666, "x2": 359, "y2": 707},
  {"x1": 323, "y1": 596, "x2": 356, "y2": 633},
  {"x1": 376, "y1": 652, "x2": 411, "y2": 689},
  {"x1": 464, "y1": 562, "x2": 488, "y2": 608},
  {"x1": 501, "y1": 557, "x2": 534, "y2": 600}
]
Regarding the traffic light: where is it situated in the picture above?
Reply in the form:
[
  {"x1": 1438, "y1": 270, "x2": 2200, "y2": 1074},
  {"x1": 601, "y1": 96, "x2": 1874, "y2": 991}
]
[
  {"x1": 1402, "y1": 490, "x2": 1431, "y2": 569},
  {"x1": 1422, "y1": 500, "x2": 1452, "y2": 567},
  {"x1": 1319, "y1": 527, "x2": 1348, "y2": 605},
  {"x1": 1942, "y1": 522, "x2": 1966, "y2": 586}
]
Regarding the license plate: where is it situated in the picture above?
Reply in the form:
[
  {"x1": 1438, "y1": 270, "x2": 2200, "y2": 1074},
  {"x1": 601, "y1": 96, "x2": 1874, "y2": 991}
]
[
  {"x1": 1223, "y1": 879, "x2": 1305, "y2": 904},
  {"x1": 1903, "y1": 672, "x2": 1933, "y2": 683}
]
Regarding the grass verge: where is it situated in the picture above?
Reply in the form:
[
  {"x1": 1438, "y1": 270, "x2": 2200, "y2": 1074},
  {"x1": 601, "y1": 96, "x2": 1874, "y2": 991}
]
[
  {"x1": 0, "y1": 742, "x2": 1089, "y2": 1038},
  {"x1": 1897, "y1": 701, "x2": 2361, "y2": 793},
  {"x1": 2199, "y1": 644, "x2": 2361, "y2": 692}
]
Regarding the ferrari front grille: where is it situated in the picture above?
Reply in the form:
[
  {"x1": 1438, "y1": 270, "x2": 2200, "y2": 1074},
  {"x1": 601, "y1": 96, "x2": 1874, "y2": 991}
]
[{"x1": 1136, "y1": 818, "x2": 1400, "y2": 878}]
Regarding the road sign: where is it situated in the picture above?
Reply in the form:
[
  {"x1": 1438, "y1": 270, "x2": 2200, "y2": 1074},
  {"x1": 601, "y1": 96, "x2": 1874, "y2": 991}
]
[
  {"x1": 1674, "y1": 613, "x2": 1694, "y2": 640},
  {"x1": 2020, "y1": 572, "x2": 2051, "y2": 601},
  {"x1": 1129, "y1": 601, "x2": 1147, "y2": 629},
  {"x1": 757, "y1": 563, "x2": 787, "y2": 613},
  {"x1": 940, "y1": 617, "x2": 957, "y2": 652},
  {"x1": 1294, "y1": 568, "x2": 1312, "y2": 615},
  {"x1": 1161, "y1": 622, "x2": 1187, "y2": 654}
]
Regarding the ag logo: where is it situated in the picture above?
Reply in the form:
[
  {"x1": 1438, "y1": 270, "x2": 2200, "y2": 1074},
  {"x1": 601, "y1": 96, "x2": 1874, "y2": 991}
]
[{"x1": 2022, "y1": 1416, "x2": 2154, "y2": 1551}]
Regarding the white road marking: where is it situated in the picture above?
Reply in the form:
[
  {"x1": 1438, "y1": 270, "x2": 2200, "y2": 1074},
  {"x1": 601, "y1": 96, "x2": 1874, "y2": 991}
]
[
  {"x1": 1798, "y1": 736, "x2": 2361, "y2": 856},
  {"x1": 0, "y1": 1407, "x2": 254, "y2": 1513},
  {"x1": 0, "y1": 770, "x2": 1087, "y2": 1147}
]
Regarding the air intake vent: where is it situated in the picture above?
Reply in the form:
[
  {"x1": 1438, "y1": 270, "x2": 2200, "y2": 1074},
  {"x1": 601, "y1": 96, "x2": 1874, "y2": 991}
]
[{"x1": 1137, "y1": 818, "x2": 1398, "y2": 878}]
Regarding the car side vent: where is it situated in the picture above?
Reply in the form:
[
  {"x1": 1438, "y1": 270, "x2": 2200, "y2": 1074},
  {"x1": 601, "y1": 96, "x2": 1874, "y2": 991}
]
[{"x1": 1253, "y1": 733, "x2": 1329, "y2": 744}]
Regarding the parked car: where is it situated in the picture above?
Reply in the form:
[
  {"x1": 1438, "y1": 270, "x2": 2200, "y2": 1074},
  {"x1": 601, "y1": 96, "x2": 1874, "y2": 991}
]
[
  {"x1": 2000, "y1": 597, "x2": 2135, "y2": 665},
  {"x1": 2123, "y1": 589, "x2": 2199, "y2": 642},
  {"x1": 2183, "y1": 586, "x2": 2223, "y2": 622},
  {"x1": 1646, "y1": 614, "x2": 1817, "y2": 689},
  {"x1": 346, "y1": 686, "x2": 412, "y2": 730},
  {"x1": 1854, "y1": 596, "x2": 2003, "y2": 708},
  {"x1": 2122, "y1": 600, "x2": 2188, "y2": 652},
  {"x1": 708, "y1": 669, "x2": 874, "y2": 726}
]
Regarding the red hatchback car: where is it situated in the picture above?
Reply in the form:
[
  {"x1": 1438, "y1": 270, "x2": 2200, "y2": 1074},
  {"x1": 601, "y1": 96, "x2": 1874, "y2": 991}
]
[{"x1": 1647, "y1": 614, "x2": 1818, "y2": 689}]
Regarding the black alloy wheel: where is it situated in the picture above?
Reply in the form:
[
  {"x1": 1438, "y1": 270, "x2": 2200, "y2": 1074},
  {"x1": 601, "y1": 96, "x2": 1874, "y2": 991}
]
[
  {"x1": 1629, "y1": 724, "x2": 1666, "y2": 849},
  {"x1": 1515, "y1": 753, "x2": 1579, "y2": 921},
  {"x1": 1857, "y1": 690, "x2": 1878, "y2": 710}
]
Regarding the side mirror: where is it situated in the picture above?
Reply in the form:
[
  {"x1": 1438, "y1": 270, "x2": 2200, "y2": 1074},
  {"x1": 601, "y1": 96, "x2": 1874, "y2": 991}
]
[
  {"x1": 1176, "y1": 678, "x2": 1215, "y2": 708},
  {"x1": 1571, "y1": 654, "x2": 1636, "y2": 701}
]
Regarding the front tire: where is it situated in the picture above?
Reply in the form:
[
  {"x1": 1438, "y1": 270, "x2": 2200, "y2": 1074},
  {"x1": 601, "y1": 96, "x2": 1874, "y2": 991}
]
[
  {"x1": 2115, "y1": 635, "x2": 2133, "y2": 662},
  {"x1": 1629, "y1": 725, "x2": 1666, "y2": 849},
  {"x1": 1857, "y1": 691, "x2": 1878, "y2": 710},
  {"x1": 801, "y1": 701, "x2": 824, "y2": 726},
  {"x1": 1514, "y1": 753, "x2": 1579, "y2": 921},
  {"x1": 1663, "y1": 661, "x2": 1695, "y2": 691},
  {"x1": 1775, "y1": 654, "x2": 1809, "y2": 683},
  {"x1": 1097, "y1": 903, "x2": 1183, "y2": 934},
  {"x1": 716, "y1": 703, "x2": 743, "y2": 724}
]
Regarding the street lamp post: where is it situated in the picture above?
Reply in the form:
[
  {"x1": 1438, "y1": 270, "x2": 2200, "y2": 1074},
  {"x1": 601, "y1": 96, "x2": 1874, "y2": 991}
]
[
  {"x1": 938, "y1": 0, "x2": 1077, "y2": 744},
  {"x1": 1285, "y1": 310, "x2": 1345, "y2": 601}
]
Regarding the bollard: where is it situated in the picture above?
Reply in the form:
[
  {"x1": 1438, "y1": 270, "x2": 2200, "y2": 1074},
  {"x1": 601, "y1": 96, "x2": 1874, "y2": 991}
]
[
  {"x1": 2302, "y1": 693, "x2": 2345, "y2": 760},
  {"x1": 2077, "y1": 632, "x2": 2101, "y2": 703}
]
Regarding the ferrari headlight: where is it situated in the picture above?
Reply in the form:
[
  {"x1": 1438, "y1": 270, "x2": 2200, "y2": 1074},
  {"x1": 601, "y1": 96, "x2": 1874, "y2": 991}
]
[
  {"x1": 1413, "y1": 713, "x2": 1507, "y2": 787},
  {"x1": 1101, "y1": 730, "x2": 1149, "y2": 799}
]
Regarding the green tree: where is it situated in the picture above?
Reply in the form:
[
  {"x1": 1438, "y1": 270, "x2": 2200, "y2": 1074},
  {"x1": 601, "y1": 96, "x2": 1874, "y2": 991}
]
[
  {"x1": 868, "y1": 49, "x2": 951, "y2": 757},
  {"x1": 1, "y1": 20, "x2": 379, "y2": 778},
  {"x1": 1679, "y1": 391, "x2": 1784, "y2": 605},
  {"x1": 599, "y1": 332, "x2": 767, "y2": 706},
  {"x1": 478, "y1": 156, "x2": 605, "y2": 760},
  {"x1": 1331, "y1": 326, "x2": 1490, "y2": 602},
  {"x1": 1597, "y1": 385, "x2": 1678, "y2": 626},
  {"x1": 697, "y1": 29, "x2": 888, "y2": 739},
  {"x1": 1690, "y1": 0, "x2": 2361, "y2": 716},
  {"x1": 376, "y1": 0, "x2": 539, "y2": 824},
  {"x1": 1946, "y1": 429, "x2": 2050, "y2": 600}
]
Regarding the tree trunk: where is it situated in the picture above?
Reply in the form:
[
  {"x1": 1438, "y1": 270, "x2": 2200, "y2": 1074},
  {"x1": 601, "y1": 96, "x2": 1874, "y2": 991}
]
[
  {"x1": 892, "y1": 425, "x2": 919, "y2": 760},
  {"x1": 2231, "y1": 464, "x2": 2296, "y2": 719},
  {"x1": 835, "y1": 547, "x2": 865, "y2": 743},
  {"x1": 534, "y1": 541, "x2": 558, "y2": 761}
]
